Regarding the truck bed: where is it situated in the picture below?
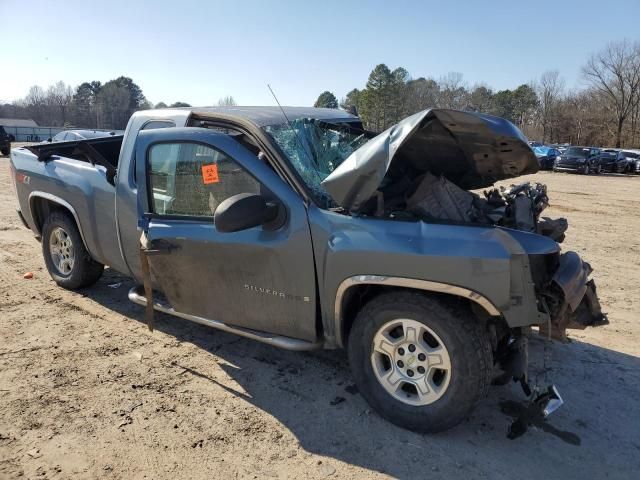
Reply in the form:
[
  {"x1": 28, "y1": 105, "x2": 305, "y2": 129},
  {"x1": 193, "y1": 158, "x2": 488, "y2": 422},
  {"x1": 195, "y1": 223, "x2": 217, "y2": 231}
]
[
  {"x1": 10, "y1": 136, "x2": 129, "y2": 274},
  {"x1": 25, "y1": 136, "x2": 123, "y2": 185}
]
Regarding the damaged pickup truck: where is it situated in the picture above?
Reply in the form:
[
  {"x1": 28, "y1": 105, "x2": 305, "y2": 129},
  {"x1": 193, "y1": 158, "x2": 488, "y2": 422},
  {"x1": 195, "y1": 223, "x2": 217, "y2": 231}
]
[{"x1": 9, "y1": 106, "x2": 607, "y2": 432}]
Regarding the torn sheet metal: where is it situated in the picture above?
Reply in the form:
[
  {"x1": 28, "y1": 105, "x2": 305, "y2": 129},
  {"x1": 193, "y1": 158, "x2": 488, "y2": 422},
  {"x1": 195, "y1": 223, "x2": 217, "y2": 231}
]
[{"x1": 322, "y1": 108, "x2": 539, "y2": 212}]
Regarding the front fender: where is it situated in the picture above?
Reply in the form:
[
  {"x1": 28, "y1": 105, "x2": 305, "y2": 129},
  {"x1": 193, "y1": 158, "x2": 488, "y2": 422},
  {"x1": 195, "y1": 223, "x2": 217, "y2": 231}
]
[{"x1": 308, "y1": 207, "x2": 558, "y2": 347}]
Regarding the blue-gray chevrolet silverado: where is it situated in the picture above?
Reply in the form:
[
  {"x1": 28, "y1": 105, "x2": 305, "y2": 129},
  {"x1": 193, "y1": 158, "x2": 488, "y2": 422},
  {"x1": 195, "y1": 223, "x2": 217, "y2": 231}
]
[{"x1": 9, "y1": 106, "x2": 607, "y2": 432}]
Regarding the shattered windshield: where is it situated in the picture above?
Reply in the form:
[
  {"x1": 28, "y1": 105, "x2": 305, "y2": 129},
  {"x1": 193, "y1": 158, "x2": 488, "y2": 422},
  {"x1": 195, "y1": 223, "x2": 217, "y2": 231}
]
[{"x1": 263, "y1": 118, "x2": 373, "y2": 207}]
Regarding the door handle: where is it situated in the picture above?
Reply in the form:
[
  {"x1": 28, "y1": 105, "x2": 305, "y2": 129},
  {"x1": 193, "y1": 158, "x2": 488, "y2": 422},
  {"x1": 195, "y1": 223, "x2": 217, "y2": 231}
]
[{"x1": 143, "y1": 239, "x2": 179, "y2": 255}]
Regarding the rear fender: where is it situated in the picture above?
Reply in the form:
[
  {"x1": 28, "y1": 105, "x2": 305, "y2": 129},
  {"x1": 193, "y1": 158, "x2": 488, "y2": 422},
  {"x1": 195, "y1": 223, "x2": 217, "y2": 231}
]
[{"x1": 28, "y1": 191, "x2": 89, "y2": 250}]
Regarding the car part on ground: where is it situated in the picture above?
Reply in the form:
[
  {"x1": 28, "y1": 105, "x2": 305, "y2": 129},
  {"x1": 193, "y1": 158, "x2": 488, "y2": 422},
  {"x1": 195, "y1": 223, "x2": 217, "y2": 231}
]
[{"x1": 506, "y1": 384, "x2": 565, "y2": 440}]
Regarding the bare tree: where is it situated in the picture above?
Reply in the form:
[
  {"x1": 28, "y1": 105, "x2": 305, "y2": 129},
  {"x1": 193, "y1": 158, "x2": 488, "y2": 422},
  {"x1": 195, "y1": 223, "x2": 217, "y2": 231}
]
[
  {"x1": 218, "y1": 96, "x2": 237, "y2": 106},
  {"x1": 438, "y1": 72, "x2": 467, "y2": 109},
  {"x1": 406, "y1": 77, "x2": 440, "y2": 112},
  {"x1": 46, "y1": 81, "x2": 73, "y2": 126},
  {"x1": 536, "y1": 71, "x2": 565, "y2": 142},
  {"x1": 582, "y1": 40, "x2": 640, "y2": 147},
  {"x1": 17, "y1": 86, "x2": 47, "y2": 124}
]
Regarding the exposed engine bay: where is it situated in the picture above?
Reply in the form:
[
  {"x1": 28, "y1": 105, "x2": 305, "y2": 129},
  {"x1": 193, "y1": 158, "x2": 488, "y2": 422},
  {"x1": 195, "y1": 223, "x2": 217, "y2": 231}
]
[
  {"x1": 365, "y1": 172, "x2": 608, "y2": 342},
  {"x1": 373, "y1": 172, "x2": 569, "y2": 243}
]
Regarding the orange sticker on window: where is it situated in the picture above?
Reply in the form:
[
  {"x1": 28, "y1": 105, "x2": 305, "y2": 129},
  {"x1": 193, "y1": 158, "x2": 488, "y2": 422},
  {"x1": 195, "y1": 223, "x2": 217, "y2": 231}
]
[{"x1": 201, "y1": 164, "x2": 219, "y2": 184}]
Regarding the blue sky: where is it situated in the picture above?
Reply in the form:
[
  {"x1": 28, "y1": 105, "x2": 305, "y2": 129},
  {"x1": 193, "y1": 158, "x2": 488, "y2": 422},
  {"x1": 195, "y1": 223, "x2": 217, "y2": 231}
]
[{"x1": 2, "y1": 0, "x2": 639, "y2": 106}]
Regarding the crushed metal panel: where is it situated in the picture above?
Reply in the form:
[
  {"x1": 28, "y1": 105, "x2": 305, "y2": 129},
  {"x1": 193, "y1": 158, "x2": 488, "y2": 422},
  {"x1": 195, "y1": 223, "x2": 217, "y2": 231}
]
[{"x1": 322, "y1": 108, "x2": 539, "y2": 212}]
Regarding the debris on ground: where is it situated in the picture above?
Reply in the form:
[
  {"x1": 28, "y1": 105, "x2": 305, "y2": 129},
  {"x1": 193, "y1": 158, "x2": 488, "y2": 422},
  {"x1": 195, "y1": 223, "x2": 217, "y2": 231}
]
[{"x1": 26, "y1": 448, "x2": 42, "y2": 458}]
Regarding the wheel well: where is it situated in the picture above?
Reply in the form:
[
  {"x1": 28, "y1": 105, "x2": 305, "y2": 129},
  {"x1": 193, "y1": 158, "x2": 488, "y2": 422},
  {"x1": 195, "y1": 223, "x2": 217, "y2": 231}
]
[
  {"x1": 30, "y1": 197, "x2": 70, "y2": 236},
  {"x1": 340, "y1": 285, "x2": 508, "y2": 348},
  {"x1": 30, "y1": 196, "x2": 96, "y2": 262}
]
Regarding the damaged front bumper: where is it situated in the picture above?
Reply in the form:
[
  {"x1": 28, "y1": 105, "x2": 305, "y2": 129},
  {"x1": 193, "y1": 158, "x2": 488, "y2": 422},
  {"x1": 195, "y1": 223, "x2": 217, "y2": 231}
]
[{"x1": 540, "y1": 251, "x2": 608, "y2": 342}]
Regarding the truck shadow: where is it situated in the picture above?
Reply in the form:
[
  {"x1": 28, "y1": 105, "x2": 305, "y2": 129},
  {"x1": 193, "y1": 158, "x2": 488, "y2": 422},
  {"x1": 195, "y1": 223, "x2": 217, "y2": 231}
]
[{"x1": 84, "y1": 269, "x2": 640, "y2": 479}]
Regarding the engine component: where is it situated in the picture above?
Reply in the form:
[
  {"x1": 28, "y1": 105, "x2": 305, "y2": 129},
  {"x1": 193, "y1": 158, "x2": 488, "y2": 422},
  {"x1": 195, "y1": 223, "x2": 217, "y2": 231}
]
[{"x1": 402, "y1": 174, "x2": 566, "y2": 242}]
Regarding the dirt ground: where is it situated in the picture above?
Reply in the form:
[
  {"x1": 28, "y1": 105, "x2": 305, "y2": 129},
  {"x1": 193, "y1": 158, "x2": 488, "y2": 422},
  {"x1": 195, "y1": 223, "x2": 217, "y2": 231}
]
[{"x1": 0, "y1": 147, "x2": 639, "y2": 479}]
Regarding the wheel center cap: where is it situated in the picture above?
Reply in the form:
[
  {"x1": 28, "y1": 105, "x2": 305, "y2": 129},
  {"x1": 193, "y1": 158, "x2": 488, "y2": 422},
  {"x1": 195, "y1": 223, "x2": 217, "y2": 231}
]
[{"x1": 406, "y1": 355, "x2": 416, "y2": 366}]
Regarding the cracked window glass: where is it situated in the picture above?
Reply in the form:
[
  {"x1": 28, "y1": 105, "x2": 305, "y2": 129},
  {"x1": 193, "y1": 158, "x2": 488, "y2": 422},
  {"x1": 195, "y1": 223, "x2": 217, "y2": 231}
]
[{"x1": 264, "y1": 119, "x2": 372, "y2": 207}]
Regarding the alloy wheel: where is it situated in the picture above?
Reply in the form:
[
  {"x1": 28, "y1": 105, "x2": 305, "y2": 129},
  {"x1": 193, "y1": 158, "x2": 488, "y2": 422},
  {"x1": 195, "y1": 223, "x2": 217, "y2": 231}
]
[
  {"x1": 49, "y1": 227, "x2": 75, "y2": 276},
  {"x1": 371, "y1": 318, "x2": 452, "y2": 406}
]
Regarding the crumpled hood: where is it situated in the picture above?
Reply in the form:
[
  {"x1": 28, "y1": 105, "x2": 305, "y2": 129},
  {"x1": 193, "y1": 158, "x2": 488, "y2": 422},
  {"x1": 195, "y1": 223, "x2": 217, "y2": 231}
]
[{"x1": 321, "y1": 108, "x2": 539, "y2": 212}]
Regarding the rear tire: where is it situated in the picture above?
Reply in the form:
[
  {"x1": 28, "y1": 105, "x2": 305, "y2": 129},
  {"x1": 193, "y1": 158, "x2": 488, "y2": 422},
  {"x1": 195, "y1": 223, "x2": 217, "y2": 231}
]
[
  {"x1": 1, "y1": 147, "x2": 9, "y2": 156},
  {"x1": 347, "y1": 292, "x2": 492, "y2": 433},
  {"x1": 41, "y1": 212, "x2": 104, "y2": 289}
]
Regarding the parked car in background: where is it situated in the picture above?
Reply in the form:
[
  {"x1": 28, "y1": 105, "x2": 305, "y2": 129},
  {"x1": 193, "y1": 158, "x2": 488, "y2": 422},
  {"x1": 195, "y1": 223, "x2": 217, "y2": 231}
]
[
  {"x1": 1, "y1": 125, "x2": 16, "y2": 156},
  {"x1": 532, "y1": 146, "x2": 561, "y2": 170},
  {"x1": 549, "y1": 143, "x2": 570, "y2": 154},
  {"x1": 50, "y1": 129, "x2": 124, "y2": 142},
  {"x1": 554, "y1": 146, "x2": 601, "y2": 174},
  {"x1": 598, "y1": 149, "x2": 628, "y2": 173},
  {"x1": 619, "y1": 150, "x2": 640, "y2": 173}
]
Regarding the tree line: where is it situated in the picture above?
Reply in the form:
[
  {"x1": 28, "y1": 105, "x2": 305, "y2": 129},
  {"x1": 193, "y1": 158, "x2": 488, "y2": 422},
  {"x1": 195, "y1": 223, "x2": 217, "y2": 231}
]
[
  {"x1": 314, "y1": 39, "x2": 640, "y2": 148},
  {"x1": 3, "y1": 38, "x2": 638, "y2": 147},
  {"x1": 0, "y1": 77, "x2": 153, "y2": 130},
  {"x1": 0, "y1": 77, "x2": 237, "y2": 130}
]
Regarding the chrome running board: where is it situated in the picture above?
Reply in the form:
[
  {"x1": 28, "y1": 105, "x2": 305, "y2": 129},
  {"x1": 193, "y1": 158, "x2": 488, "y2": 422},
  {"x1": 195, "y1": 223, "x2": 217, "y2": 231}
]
[{"x1": 128, "y1": 286, "x2": 322, "y2": 351}]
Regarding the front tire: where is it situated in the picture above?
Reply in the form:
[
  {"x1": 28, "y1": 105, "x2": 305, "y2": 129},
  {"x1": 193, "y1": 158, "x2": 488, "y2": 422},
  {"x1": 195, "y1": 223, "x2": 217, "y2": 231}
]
[
  {"x1": 41, "y1": 212, "x2": 104, "y2": 289},
  {"x1": 347, "y1": 292, "x2": 492, "y2": 433}
]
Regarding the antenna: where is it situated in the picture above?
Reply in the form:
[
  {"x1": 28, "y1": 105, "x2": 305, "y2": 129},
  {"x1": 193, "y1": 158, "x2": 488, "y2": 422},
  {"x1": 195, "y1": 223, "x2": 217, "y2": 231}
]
[
  {"x1": 267, "y1": 83, "x2": 315, "y2": 166},
  {"x1": 267, "y1": 84, "x2": 292, "y2": 126}
]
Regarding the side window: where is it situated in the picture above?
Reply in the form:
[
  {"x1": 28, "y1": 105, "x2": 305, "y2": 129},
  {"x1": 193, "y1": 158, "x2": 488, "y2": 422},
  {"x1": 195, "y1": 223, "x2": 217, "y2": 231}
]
[
  {"x1": 142, "y1": 120, "x2": 175, "y2": 130},
  {"x1": 133, "y1": 120, "x2": 176, "y2": 184},
  {"x1": 148, "y1": 142, "x2": 260, "y2": 217}
]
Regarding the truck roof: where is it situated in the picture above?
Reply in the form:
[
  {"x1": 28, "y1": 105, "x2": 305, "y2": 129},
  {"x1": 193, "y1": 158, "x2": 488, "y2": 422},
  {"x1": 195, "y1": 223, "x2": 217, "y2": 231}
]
[{"x1": 155, "y1": 106, "x2": 358, "y2": 127}]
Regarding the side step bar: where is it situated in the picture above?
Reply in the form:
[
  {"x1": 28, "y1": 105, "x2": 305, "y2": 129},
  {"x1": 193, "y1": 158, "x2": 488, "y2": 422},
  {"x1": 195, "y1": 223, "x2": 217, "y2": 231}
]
[{"x1": 128, "y1": 286, "x2": 322, "y2": 351}]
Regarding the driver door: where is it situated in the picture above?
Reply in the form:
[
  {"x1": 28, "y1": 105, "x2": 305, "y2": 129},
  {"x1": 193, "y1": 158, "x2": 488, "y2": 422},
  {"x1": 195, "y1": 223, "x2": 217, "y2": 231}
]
[{"x1": 135, "y1": 127, "x2": 318, "y2": 342}]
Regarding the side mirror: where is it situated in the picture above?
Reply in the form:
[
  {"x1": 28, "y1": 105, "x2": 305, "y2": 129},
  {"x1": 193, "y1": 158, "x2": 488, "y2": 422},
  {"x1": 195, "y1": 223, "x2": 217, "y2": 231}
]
[{"x1": 214, "y1": 193, "x2": 281, "y2": 233}]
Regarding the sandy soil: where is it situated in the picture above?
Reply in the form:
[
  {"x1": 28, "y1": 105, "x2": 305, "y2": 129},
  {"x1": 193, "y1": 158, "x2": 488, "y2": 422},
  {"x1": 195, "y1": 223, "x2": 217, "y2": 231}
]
[{"x1": 1, "y1": 147, "x2": 639, "y2": 479}]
